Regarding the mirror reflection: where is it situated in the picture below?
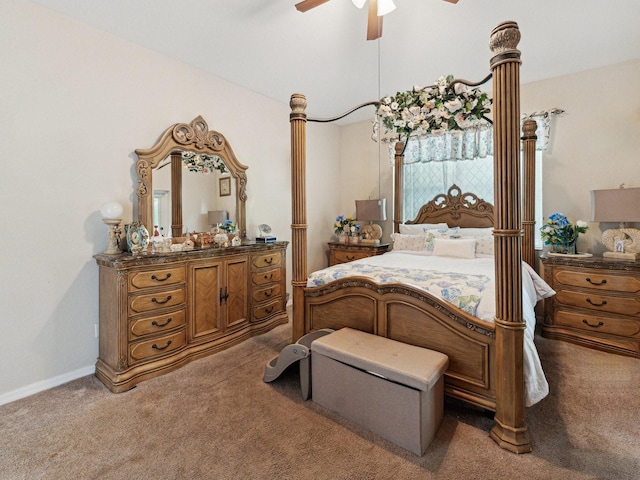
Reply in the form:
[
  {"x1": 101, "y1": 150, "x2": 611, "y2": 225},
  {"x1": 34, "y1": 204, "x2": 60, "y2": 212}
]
[
  {"x1": 135, "y1": 115, "x2": 248, "y2": 240},
  {"x1": 152, "y1": 153, "x2": 236, "y2": 235}
]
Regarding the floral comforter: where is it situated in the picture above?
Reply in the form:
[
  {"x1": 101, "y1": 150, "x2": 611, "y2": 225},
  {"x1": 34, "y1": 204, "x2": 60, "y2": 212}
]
[
  {"x1": 307, "y1": 262, "x2": 491, "y2": 317},
  {"x1": 306, "y1": 251, "x2": 556, "y2": 406}
]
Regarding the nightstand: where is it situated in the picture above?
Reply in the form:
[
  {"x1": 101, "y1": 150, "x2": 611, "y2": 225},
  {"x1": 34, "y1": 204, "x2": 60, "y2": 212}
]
[
  {"x1": 540, "y1": 254, "x2": 640, "y2": 357},
  {"x1": 328, "y1": 242, "x2": 389, "y2": 266}
]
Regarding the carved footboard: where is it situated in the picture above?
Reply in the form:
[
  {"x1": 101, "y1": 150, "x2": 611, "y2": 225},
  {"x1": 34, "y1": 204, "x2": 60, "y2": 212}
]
[{"x1": 304, "y1": 278, "x2": 497, "y2": 411}]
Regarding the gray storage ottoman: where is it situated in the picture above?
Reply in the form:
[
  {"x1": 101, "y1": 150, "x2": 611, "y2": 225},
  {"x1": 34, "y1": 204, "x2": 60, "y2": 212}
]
[{"x1": 311, "y1": 327, "x2": 449, "y2": 456}]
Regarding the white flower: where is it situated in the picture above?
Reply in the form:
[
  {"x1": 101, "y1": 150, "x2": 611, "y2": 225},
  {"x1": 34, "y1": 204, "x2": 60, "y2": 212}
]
[
  {"x1": 390, "y1": 102, "x2": 399, "y2": 110},
  {"x1": 576, "y1": 220, "x2": 588, "y2": 228},
  {"x1": 444, "y1": 98, "x2": 463, "y2": 112}
]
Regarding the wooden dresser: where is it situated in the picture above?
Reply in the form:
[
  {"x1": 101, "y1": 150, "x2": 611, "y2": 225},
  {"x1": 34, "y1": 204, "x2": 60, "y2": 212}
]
[
  {"x1": 94, "y1": 242, "x2": 288, "y2": 392},
  {"x1": 328, "y1": 242, "x2": 389, "y2": 266},
  {"x1": 540, "y1": 254, "x2": 640, "y2": 357}
]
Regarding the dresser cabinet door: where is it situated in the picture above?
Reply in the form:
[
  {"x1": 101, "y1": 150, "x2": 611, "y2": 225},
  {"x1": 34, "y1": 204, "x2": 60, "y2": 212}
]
[
  {"x1": 189, "y1": 260, "x2": 223, "y2": 340},
  {"x1": 225, "y1": 256, "x2": 250, "y2": 329}
]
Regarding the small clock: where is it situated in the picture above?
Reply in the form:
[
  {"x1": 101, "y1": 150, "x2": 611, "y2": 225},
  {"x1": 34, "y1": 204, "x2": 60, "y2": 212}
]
[{"x1": 258, "y1": 224, "x2": 272, "y2": 236}]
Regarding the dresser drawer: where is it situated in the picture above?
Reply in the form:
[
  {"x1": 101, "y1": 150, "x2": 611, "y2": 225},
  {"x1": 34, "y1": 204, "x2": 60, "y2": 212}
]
[
  {"x1": 129, "y1": 309, "x2": 186, "y2": 339},
  {"x1": 252, "y1": 284, "x2": 282, "y2": 303},
  {"x1": 554, "y1": 269, "x2": 640, "y2": 294},
  {"x1": 129, "y1": 266, "x2": 186, "y2": 292},
  {"x1": 555, "y1": 290, "x2": 640, "y2": 317},
  {"x1": 554, "y1": 309, "x2": 640, "y2": 337},
  {"x1": 129, "y1": 287, "x2": 186, "y2": 315},
  {"x1": 252, "y1": 252, "x2": 282, "y2": 269},
  {"x1": 332, "y1": 250, "x2": 369, "y2": 264},
  {"x1": 129, "y1": 330, "x2": 186, "y2": 363},
  {"x1": 252, "y1": 298, "x2": 284, "y2": 322},
  {"x1": 251, "y1": 268, "x2": 282, "y2": 286}
]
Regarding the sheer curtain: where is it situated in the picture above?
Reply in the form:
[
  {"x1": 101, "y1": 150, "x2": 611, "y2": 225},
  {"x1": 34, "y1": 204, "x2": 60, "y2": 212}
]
[{"x1": 398, "y1": 109, "x2": 564, "y2": 247}]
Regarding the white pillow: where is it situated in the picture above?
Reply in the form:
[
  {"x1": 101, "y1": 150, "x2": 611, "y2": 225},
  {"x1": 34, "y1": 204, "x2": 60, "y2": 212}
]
[
  {"x1": 475, "y1": 235, "x2": 494, "y2": 256},
  {"x1": 457, "y1": 227, "x2": 494, "y2": 238},
  {"x1": 391, "y1": 233, "x2": 427, "y2": 251},
  {"x1": 424, "y1": 227, "x2": 461, "y2": 251},
  {"x1": 432, "y1": 238, "x2": 476, "y2": 258},
  {"x1": 399, "y1": 223, "x2": 448, "y2": 235}
]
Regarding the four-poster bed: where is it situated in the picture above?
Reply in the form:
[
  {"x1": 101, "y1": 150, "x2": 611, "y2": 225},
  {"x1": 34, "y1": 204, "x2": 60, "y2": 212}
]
[{"x1": 289, "y1": 21, "x2": 543, "y2": 453}]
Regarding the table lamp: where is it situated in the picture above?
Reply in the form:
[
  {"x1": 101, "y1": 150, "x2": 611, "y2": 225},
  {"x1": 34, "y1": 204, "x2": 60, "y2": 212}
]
[
  {"x1": 356, "y1": 198, "x2": 387, "y2": 245},
  {"x1": 100, "y1": 201, "x2": 123, "y2": 255},
  {"x1": 208, "y1": 210, "x2": 228, "y2": 231},
  {"x1": 590, "y1": 186, "x2": 640, "y2": 260}
]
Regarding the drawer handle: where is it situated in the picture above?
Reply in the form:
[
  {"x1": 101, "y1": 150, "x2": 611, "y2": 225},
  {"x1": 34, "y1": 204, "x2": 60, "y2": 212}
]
[
  {"x1": 264, "y1": 273, "x2": 273, "y2": 281},
  {"x1": 152, "y1": 340, "x2": 172, "y2": 351},
  {"x1": 151, "y1": 273, "x2": 172, "y2": 282},
  {"x1": 263, "y1": 289, "x2": 273, "y2": 298},
  {"x1": 585, "y1": 277, "x2": 606, "y2": 286},
  {"x1": 151, "y1": 318, "x2": 172, "y2": 328},
  {"x1": 582, "y1": 319, "x2": 604, "y2": 328},
  {"x1": 264, "y1": 257, "x2": 274, "y2": 265},
  {"x1": 151, "y1": 295, "x2": 172, "y2": 305},
  {"x1": 265, "y1": 306, "x2": 274, "y2": 314},
  {"x1": 346, "y1": 255, "x2": 356, "y2": 261},
  {"x1": 586, "y1": 297, "x2": 607, "y2": 307}
]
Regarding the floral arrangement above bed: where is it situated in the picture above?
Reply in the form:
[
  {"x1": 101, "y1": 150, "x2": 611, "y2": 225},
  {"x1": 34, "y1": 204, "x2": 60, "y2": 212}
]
[
  {"x1": 376, "y1": 75, "x2": 492, "y2": 142},
  {"x1": 182, "y1": 151, "x2": 228, "y2": 174},
  {"x1": 540, "y1": 212, "x2": 588, "y2": 253}
]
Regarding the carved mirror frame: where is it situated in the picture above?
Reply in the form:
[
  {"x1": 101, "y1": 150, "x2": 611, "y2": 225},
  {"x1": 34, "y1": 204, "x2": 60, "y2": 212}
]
[{"x1": 135, "y1": 116, "x2": 248, "y2": 237}]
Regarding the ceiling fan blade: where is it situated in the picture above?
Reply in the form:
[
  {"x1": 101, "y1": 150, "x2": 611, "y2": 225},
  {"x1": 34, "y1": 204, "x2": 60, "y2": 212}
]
[
  {"x1": 442, "y1": 0, "x2": 460, "y2": 3},
  {"x1": 295, "y1": 0, "x2": 331, "y2": 13},
  {"x1": 367, "y1": 0, "x2": 383, "y2": 40}
]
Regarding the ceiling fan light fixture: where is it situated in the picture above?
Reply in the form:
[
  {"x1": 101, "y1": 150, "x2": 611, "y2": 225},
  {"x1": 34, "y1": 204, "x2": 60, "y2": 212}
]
[
  {"x1": 351, "y1": 0, "x2": 367, "y2": 8},
  {"x1": 377, "y1": 0, "x2": 396, "y2": 16}
]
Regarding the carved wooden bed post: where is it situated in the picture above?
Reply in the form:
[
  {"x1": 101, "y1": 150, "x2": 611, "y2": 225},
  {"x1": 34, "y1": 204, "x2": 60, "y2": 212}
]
[
  {"x1": 521, "y1": 120, "x2": 538, "y2": 268},
  {"x1": 290, "y1": 94, "x2": 308, "y2": 343},
  {"x1": 393, "y1": 141, "x2": 405, "y2": 233},
  {"x1": 488, "y1": 21, "x2": 530, "y2": 453}
]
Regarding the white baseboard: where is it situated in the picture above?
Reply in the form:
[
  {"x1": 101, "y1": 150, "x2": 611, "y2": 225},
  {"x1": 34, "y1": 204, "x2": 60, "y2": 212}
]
[{"x1": 0, "y1": 365, "x2": 95, "y2": 406}]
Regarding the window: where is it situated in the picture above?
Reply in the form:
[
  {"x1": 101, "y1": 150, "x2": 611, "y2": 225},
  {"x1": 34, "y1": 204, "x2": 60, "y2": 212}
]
[{"x1": 402, "y1": 148, "x2": 544, "y2": 249}]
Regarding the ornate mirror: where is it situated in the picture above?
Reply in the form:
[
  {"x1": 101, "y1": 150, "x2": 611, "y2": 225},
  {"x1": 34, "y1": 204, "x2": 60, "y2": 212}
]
[{"x1": 135, "y1": 116, "x2": 248, "y2": 238}]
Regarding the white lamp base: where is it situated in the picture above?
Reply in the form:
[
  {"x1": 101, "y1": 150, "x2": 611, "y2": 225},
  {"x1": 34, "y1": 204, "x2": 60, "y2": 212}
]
[
  {"x1": 103, "y1": 218, "x2": 122, "y2": 255},
  {"x1": 603, "y1": 251, "x2": 639, "y2": 261}
]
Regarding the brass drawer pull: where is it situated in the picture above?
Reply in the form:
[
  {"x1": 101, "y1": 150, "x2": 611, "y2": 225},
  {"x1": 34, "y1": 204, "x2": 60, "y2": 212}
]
[
  {"x1": 263, "y1": 289, "x2": 273, "y2": 298},
  {"x1": 585, "y1": 277, "x2": 606, "y2": 286},
  {"x1": 151, "y1": 273, "x2": 172, "y2": 282},
  {"x1": 264, "y1": 273, "x2": 273, "y2": 281},
  {"x1": 152, "y1": 340, "x2": 172, "y2": 351},
  {"x1": 582, "y1": 319, "x2": 604, "y2": 328},
  {"x1": 586, "y1": 297, "x2": 607, "y2": 307},
  {"x1": 264, "y1": 257, "x2": 274, "y2": 264},
  {"x1": 346, "y1": 255, "x2": 356, "y2": 261},
  {"x1": 265, "y1": 306, "x2": 274, "y2": 314},
  {"x1": 151, "y1": 295, "x2": 172, "y2": 305},
  {"x1": 151, "y1": 318, "x2": 172, "y2": 328}
]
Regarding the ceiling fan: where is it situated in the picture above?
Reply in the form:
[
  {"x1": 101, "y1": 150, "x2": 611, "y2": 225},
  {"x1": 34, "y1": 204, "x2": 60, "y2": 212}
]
[{"x1": 295, "y1": 0, "x2": 459, "y2": 41}]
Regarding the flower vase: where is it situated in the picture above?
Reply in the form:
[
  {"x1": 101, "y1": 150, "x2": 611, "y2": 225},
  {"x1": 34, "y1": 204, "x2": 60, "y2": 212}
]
[
  {"x1": 338, "y1": 234, "x2": 347, "y2": 244},
  {"x1": 551, "y1": 241, "x2": 576, "y2": 255}
]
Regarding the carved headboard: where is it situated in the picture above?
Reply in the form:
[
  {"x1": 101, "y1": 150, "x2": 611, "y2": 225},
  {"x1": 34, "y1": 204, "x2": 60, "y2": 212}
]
[{"x1": 404, "y1": 184, "x2": 494, "y2": 228}]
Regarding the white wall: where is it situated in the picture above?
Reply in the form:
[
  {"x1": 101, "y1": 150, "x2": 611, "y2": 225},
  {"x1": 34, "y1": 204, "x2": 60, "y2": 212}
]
[{"x1": 0, "y1": 0, "x2": 339, "y2": 402}]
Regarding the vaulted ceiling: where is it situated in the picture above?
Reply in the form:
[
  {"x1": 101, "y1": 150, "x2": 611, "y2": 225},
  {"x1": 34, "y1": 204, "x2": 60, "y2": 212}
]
[{"x1": 32, "y1": 0, "x2": 640, "y2": 122}]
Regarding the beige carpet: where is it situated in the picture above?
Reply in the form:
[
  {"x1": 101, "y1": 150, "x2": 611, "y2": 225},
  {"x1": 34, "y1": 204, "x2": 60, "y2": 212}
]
[{"x1": 1, "y1": 317, "x2": 638, "y2": 480}]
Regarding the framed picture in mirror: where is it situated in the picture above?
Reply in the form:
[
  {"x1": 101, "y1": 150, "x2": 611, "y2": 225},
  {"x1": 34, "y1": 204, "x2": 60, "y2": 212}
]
[{"x1": 219, "y1": 177, "x2": 231, "y2": 196}]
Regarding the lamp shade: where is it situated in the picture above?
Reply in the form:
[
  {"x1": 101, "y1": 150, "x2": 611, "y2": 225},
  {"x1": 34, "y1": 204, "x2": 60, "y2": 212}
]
[
  {"x1": 100, "y1": 201, "x2": 123, "y2": 219},
  {"x1": 208, "y1": 210, "x2": 228, "y2": 225},
  {"x1": 377, "y1": 0, "x2": 396, "y2": 16},
  {"x1": 356, "y1": 199, "x2": 387, "y2": 222},
  {"x1": 590, "y1": 187, "x2": 640, "y2": 222}
]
